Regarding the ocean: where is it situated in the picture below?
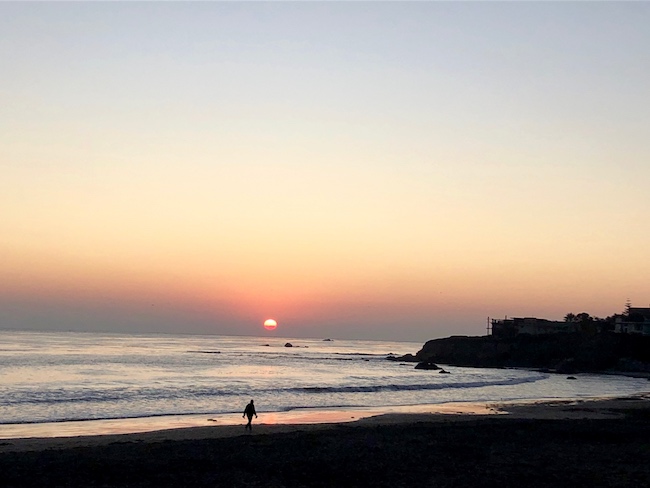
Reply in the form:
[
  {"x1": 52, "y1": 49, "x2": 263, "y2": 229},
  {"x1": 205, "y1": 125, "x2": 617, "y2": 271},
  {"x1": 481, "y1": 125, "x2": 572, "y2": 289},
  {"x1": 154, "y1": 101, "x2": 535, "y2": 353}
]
[{"x1": 1, "y1": 330, "x2": 648, "y2": 438}]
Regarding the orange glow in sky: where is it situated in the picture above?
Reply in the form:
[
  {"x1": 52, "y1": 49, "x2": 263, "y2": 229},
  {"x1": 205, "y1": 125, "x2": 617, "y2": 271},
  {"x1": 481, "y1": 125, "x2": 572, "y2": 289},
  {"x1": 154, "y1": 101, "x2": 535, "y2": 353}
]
[{"x1": 1, "y1": 3, "x2": 650, "y2": 341}]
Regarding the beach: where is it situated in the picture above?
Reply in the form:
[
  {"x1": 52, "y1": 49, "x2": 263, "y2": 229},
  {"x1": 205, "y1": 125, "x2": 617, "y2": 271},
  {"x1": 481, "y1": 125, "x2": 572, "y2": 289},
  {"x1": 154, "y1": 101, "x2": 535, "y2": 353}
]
[{"x1": 1, "y1": 395, "x2": 649, "y2": 487}]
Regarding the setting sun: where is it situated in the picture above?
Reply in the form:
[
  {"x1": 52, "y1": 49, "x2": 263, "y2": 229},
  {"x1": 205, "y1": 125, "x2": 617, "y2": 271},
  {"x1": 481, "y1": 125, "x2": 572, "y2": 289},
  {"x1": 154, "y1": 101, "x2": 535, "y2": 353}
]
[{"x1": 263, "y1": 319, "x2": 278, "y2": 331}]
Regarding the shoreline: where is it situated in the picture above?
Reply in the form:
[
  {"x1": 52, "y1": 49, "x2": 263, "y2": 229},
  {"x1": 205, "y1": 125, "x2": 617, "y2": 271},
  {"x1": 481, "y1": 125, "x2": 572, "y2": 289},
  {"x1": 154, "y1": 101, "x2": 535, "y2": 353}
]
[
  {"x1": 0, "y1": 401, "x2": 498, "y2": 446},
  {"x1": 1, "y1": 395, "x2": 649, "y2": 487},
  {"x1": 2, "y1": 393, "x2": 649, "y2": 453}
]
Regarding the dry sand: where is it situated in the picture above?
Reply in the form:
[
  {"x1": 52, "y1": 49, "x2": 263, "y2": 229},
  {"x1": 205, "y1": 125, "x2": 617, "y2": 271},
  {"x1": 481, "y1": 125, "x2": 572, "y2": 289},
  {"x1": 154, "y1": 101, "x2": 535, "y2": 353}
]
[{"x1": 1, "y1": 395, "x2": 649, "y2": 487}]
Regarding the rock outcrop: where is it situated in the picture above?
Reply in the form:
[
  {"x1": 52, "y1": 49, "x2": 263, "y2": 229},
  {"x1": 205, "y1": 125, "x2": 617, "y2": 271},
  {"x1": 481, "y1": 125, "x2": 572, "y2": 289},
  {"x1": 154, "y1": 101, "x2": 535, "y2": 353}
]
[
  {"x1": 386, "y1": 353, "x2": 418, "y2": 362},
  {"x1": 414, "y1": 361, "x2": 440, "y2": 370},
  {"x1": 413, "y1": 332, "x2": 650, "y2": 373}
]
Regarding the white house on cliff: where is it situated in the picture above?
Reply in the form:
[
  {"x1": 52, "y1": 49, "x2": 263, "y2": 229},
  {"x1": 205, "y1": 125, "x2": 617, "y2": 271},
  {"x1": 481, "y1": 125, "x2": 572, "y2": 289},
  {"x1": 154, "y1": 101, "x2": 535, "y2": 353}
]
[{"x1": 615, "y1": 307, "x2": 650, "y2": 335}]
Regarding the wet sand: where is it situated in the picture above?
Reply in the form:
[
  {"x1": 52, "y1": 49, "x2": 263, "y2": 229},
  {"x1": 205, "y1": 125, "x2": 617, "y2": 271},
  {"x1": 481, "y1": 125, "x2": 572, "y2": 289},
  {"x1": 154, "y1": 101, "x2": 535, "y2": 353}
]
[
  {"x1": 1, "y1": 395, "x2": 649, "y2": 487},
  {"x1": 0, "y1": 402, "x2": 496, "y2": 441}
]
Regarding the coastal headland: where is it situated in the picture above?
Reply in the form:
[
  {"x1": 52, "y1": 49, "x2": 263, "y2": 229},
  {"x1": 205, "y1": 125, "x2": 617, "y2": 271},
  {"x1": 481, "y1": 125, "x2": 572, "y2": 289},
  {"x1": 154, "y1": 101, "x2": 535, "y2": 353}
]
[
  {"x1": 403, "y1": 332, "x2": 650, "y2": 374},
  {"x1": 1, "y1": 396, "x2": 649, "y2": 487}
]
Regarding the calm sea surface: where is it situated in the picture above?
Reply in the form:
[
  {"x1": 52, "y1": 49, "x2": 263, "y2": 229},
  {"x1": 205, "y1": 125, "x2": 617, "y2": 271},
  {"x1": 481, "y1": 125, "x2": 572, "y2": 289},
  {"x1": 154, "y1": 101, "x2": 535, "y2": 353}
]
[{"x1": 1, "y1": 330, "x2": 648, "y2": 437}]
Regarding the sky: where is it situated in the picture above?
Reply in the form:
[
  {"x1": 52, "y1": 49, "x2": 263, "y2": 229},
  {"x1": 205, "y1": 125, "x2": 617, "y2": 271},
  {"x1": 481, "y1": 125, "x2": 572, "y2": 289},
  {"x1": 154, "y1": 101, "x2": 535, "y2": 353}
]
[{"x1": 1, "y1": 2, "x2": 649, "y2": 342}]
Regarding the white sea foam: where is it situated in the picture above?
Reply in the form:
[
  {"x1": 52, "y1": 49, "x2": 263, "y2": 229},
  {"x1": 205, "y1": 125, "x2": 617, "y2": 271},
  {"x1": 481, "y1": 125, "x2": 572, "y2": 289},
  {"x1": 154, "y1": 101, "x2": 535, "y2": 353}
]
[{"x1": 0, "y1": 330, "x2": 648, "y2": 427}]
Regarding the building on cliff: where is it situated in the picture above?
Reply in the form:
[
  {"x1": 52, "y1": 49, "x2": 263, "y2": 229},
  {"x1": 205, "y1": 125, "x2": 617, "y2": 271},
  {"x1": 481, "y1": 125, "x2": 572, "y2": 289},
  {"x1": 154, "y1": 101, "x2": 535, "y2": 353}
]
[
  {"x1": 490, "y1": 317, "x2": 579, "y2": 338},
  {"x1": 615, "y1": 307, "x2": 650, "y2": 335}
]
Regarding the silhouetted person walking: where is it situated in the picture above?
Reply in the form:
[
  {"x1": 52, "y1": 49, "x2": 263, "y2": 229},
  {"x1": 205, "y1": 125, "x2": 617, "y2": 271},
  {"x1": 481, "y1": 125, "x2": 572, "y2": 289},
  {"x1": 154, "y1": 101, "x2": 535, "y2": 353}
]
[{"x1": 243, "y1": 399, "x2": 257, "y2": 430}]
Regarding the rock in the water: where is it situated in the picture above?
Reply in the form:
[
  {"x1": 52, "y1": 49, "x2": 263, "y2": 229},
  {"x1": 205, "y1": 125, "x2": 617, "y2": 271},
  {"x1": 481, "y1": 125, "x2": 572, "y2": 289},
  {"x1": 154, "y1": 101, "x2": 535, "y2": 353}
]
[
  {"x1": 566, "y1": 376, "x2": 577, "y2": 380},
  {"x1": 439, "y1": 369, "x2": 450, "y2": 374},
  {"x1": 414, "y1": 361, "x2": 440, "y2": 370},
  {"x1": 387, "y1": 353, "x2": 418, "y2": 362},
  {"x1": 284, "y1": 342, "x2": 293, "y2": 347}
]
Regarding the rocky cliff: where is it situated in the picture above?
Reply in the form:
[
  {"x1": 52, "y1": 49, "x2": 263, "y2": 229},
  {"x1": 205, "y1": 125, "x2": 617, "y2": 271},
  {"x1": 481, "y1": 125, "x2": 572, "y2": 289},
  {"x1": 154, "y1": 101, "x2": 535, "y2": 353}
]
[{"x1": 414, "y1": 332, "x2": 650, "y2": 373}]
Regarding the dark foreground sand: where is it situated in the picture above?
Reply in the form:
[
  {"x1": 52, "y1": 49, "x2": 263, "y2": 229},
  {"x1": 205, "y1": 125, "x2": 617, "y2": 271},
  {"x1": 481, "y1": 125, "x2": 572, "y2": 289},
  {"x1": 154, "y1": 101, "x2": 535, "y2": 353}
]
[{"x1": 1, "y1": 396, "x2": 649, "y2": 487}]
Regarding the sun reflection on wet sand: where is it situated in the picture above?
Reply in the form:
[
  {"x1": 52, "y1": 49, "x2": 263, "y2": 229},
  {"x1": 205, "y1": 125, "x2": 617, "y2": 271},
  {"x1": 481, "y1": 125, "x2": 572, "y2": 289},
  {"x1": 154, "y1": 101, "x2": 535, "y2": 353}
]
[{"x1": 0, "y1": 402, "x2": 497, "y2": 440}]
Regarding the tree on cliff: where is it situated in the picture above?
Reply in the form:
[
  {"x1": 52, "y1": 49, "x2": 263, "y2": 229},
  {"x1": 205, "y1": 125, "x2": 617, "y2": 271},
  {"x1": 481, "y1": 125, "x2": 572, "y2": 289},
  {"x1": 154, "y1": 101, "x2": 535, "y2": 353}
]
[
  {"x1": 576, "y1": 312, "x2": 593, "y2": 323},
  {"x1": 625, "y1": 299, "x2": 632, "y2": 316},
  {"x1": 564, "y1": 312, "x2": 593, "y2": 323},
  {"x1": 563, "y1": 312, "x2": 599, "y2": 335}
]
